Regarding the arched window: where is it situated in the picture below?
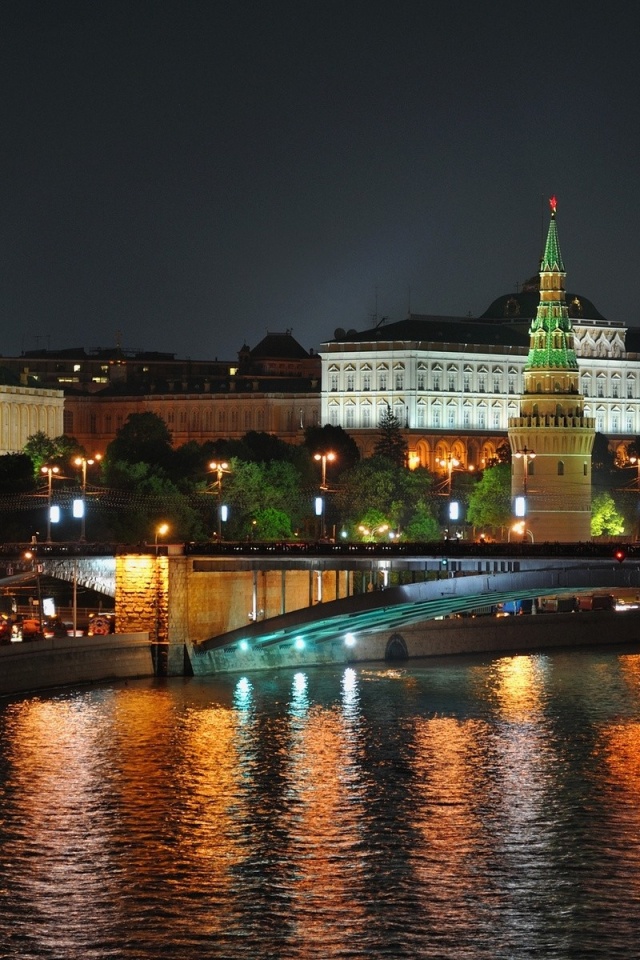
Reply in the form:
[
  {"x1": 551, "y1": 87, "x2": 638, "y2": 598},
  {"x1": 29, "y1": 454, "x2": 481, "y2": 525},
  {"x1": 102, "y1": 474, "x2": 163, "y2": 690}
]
[{"x1": 558, "y1": 461, "x2": 564, "y2": 476}]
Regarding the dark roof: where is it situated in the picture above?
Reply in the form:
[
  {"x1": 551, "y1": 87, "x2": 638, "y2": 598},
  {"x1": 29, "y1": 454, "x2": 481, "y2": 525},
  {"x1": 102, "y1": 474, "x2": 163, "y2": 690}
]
[
  {"x1": 325, "y1": 314, "x2": 529, "y2": 348},
  {"x1": 0, "y1": 366, "x2": 29, "y2": 387},
  {"x1": 624, "y1": 325, "x2": 640, "y2": 353},
  {"x1": 250, "y1": 332, "x2": 310, "y2": 359},
  {"x1": 480, "y1": 289, "x2": 607, "y2": 323}
]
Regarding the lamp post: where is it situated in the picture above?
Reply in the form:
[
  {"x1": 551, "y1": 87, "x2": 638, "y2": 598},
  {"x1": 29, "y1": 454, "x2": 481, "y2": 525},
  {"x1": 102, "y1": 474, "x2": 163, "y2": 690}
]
[
  {"x1": 41, "y1": 465, "x2": 60, "y2": 543},
  {"x1": 73, "y1": 454, "x2": 102, "y2": 541},
  {"x1": 438, "y1": 455, "x2": 459, "y2": 495},
  {"x1": 514, "y1": 446, "x2": 536, "y2": 495},
  {"x1": 629, "y1": 456, "x2": 640, "y2": 490},
  {"x1": 209, "y1": 461, "x2": 231, "y2": 540},
  {"x1": 23, "y1": 549, "x2": 44, "y2": 637},
  {"x1": 155, "y1": 522, "x2": 169, "y2": 555},
  {"x1": 313, "y1": 451, "x2": 336, "y2": 491}
]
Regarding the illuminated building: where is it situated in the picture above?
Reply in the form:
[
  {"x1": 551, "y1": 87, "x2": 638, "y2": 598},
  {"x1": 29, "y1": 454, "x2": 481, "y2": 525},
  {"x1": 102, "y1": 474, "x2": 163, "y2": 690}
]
[
  {"x1": 0, "y1": 367, "x2": 63, "y2": 456},
  {"x1": 320, "y1": 213, "x2": 638, "y2": 473}
]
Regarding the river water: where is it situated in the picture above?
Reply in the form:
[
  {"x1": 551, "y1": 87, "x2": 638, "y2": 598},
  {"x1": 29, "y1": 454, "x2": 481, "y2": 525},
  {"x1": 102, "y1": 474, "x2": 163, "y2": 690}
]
[{"x1": 1, "y1": 645, "x2": 640, "y2": 959}]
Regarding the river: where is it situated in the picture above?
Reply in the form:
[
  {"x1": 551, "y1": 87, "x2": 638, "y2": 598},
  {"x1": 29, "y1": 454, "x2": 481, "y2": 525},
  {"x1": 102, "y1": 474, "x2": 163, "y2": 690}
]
[{"x1": 1, "y1": 645, "x2": 640, "y2": 959}]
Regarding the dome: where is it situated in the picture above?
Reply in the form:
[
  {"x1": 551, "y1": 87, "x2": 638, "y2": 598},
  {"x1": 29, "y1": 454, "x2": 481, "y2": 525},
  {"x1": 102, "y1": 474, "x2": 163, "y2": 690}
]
[{"x1": 479, "y1": 281, "x2": 608, "y2": 324}]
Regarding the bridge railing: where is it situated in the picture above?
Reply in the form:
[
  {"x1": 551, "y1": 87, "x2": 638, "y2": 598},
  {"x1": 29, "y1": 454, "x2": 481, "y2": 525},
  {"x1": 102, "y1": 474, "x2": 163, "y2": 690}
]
[{"x1": 0, "y1": 539, "x2": 634, "y2": 562}]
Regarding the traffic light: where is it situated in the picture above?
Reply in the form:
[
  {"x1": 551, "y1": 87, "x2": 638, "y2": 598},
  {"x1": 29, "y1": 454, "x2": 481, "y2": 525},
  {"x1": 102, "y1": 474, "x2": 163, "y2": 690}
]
[{"x1": 614, "y1": 548, "x2": 626, "y2": 564}]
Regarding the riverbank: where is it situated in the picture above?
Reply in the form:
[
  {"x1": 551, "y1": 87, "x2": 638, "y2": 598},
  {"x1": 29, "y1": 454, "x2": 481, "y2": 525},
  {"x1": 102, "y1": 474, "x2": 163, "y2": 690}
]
[
  {"x1": 0, "y1": 633, "x2": 155, "y2": 698},
  {"x1": 4, "y1": 610, "x2": 640, "y2": 696},
  {"x1": 190, "y1": 608, "x2": 640, "y2": 674}
]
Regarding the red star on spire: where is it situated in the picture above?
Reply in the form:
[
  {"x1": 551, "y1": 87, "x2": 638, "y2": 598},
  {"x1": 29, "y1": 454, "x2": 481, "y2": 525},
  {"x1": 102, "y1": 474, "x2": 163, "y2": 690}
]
[{"x1": 549, "y1": 195, "x2": 558, "y2": 214}]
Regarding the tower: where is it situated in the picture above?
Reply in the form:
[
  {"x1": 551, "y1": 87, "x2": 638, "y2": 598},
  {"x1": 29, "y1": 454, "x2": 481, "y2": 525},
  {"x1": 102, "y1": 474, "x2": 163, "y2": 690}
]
[{"x1": 508, "y1": 198, "x2": 595, "y2": 542}]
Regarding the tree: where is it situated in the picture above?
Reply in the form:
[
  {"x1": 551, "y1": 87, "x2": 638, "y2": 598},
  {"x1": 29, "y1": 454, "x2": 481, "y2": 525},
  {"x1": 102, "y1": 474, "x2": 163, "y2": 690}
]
[
  {"x1": 252, "y1": 507, "x2": 293, "y2": 540},
  {"x1": 591, "y1": 492, "x2": 625, "y2": 537},
  {"x1": 304, "y1": 424, "x2": 360, "y2": 476},
  {"x1": 592, "y1": 432, "x2": 616, "y2": 480},
  {"x1": 106, "y1": 412, "x2": 174, "y2": 469},
  {"x1": 466, "y1": 463, "x2": 511, "y2": 532},
  {"x1": 404, "y1": 500, "x2": 440, "y2": 541},
  {"x1": 23, "y1": 432, "x2": 84, "y2": 477},
  {"x1": 335, "y1": 457, "x2": 434, "y2": 533},
  {"x1": 373, "y1": 406, "x2": 408, "y2": 467}
]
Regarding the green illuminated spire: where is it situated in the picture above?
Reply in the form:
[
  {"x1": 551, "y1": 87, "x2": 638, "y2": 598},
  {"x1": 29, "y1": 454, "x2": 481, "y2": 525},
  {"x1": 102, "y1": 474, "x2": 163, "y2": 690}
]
[
  {"x1": 540, "y1": 196, "x2": 564, "y2": 272},
  {"x1": 525, "y1": 196, "x2": 578, "y2": 372}
]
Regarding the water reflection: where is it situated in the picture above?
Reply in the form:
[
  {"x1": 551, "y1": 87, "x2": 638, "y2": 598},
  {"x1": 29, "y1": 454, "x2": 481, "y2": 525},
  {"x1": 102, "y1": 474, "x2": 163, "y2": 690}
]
[{"x1": 1, "y1": 648, "x2": 640, "y2": 958}]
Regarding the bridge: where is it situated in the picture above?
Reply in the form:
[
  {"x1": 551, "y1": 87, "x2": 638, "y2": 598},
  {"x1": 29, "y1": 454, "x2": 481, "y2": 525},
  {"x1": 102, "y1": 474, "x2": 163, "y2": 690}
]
[{"x1": 1, "y1": 541, "x2": 637, "y2": 673}]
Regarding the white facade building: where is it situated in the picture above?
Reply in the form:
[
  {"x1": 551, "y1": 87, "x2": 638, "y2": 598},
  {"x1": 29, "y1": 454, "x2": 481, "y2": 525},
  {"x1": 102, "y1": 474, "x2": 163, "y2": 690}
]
[
  {"x1": 0, "y1": 381, "x2": 64, "y2": 456},
  {"x1": 321, "y1": 288, "x2": 640, "y2": 473}
]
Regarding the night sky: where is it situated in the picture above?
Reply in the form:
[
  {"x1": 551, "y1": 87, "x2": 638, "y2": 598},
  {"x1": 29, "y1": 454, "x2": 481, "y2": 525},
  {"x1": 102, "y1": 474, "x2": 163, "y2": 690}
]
[{"x1": 2, "y1": 1, "x2": 639, "y2": 361}]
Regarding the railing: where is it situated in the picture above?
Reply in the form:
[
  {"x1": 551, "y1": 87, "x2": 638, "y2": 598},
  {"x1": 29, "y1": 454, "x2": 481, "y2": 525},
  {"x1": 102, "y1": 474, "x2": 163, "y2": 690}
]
[{"x1": 0, "y1": 539, "x2": 634, "y2": 562}]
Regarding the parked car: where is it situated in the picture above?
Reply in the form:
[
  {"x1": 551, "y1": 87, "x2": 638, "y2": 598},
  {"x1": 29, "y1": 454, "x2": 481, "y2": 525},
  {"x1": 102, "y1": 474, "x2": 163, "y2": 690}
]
[
  {"x1": 87, "y1": 613, "x2": 116, "y2": 636},
  {"x1": 0, "y1": 615, "x2": 13, "y2": 644},
  {"x1": 12, "y1": 617, "x2": 44, "y2": 641}
]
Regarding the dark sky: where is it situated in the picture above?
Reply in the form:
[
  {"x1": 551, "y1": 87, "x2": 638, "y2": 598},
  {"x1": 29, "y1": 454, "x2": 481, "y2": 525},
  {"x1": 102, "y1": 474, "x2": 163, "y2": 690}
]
[{"x1": 2, "y1": 0, "x2": 639, "y2": 360}]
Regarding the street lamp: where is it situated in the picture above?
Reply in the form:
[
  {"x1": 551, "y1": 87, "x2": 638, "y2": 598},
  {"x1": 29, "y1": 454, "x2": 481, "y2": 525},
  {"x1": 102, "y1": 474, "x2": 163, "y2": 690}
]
[
  {"x1": 41, "y1": 465, "x2": 60, "y2": 542},
  {"x1": 629, "y1": 456, "x2": 640, "y2": 489},
  {"x1": 209, "y1": 461, "x2": 231, "y2": 540},
  {"x1": 23, "y1": 550, "x2": 44, "y2": 637},
  {"x1": 438, "y1": 455, "x2": 459, "y2": 495},
  {"x1": 313, "y1": 451, "x2": 336, "y2": 491},
  {"x1": 155, "y1": 522, "x2": 169, "y2": 555},
  {"x1": 73, "y1": 454, "x2": 102, "y2": 541},
  {"x1": 514, "y1": 446, "x2": 536, "y2": 495}
]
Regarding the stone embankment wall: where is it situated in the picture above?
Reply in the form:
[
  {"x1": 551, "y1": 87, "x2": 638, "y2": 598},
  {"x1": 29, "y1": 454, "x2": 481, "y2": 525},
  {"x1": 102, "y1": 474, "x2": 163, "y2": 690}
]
[
  {"x1": 190, "y1": 609, "x2": 640, "y2": 675},
  {"x1": 0, "y1": 634, "x2": 154, "y2": 698}
]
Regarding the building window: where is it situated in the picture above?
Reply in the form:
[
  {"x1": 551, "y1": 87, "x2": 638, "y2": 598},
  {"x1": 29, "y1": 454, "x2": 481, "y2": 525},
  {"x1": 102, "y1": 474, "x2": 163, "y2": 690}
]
[
  {"x1": 362, "y1": 373, "x2": 371, "y2": 391},
  {"x1": 583, "y1": 462, "x2": 588, "y2": 476},
  {"x1": 433, "y1": 407, "x2": 441, "y2": 428},
  {"x1": 628, "y1": 383, "x2": 634, "y2": 399},
  {"x1": 478, "y1": 408, "x2": 486, "y2": 428},
  {"x1": 395, "y1": 372, "x2": 404, "y2": 390},
  {"x1": 478, "y1": 375, "x2": 486, "y2": 393},
  {"x1": 330, "y1": 373, "x2": 338, "y2": 391},
  {"x1": 612, "y1": 381, "x2": 619, "y2": 398},
  {"x1": 448, "y1": 374, "x2": 455, "y2": 391},
  {"x1": 89, "y1": 414, "x2": 97, "y2": 434},
  {"x1": 493, "y1": 376, "x2": 500, "y2": 393},
  {"x1": 346, "y1": 406, "x2": 355, "y2": 428},
  {"x1": 433, "y1": 374, "x2": 440, "y2": 391},
  {"x1": 558, "y1": 461, "x2": 564, "y2": 476},
  {"x1": 464, "y1": 374, "x2": 470, "y2": 392},
  {"x1": 245, "y1": 410, "x2": 252, "y2": 429},
  {"x1": 627, "y1": 415, "x2": 633, "y2": 433},
  {"x1": 417, "y1": 372, "x2": 425, "y2": 391},
  {"x1": 257, "y1": 409, "x2": 265, "y2": 429},
  {"x1": 508, "y1": 375, "x2": 515, "y2": 394},
  {"x1": 597, "y1": 415, "x2": 604, "y2": 431},
  {"x1": 492, "y1": 410, "x2": 500, "y2": 429},
  {"x1": 612, "y1": 415, "x2": 619, "y2": 432},
  {"x1": 463, "y1": 408, "x2": 470, "y2": 428},
  {"x1": 379, "y1": 372, "x2": 387, "y2": 391},
  {"x1": 597, "y1": 380, "x2": 604, "y2": 398},
  {"x1": 417, "y1": 406, "x2": 425, "y2": 427},
  {"x1": 63, "y1": 410, "x2": 73, "y2": 433},
  {"x1": 447, "y1": 407, "x2": 455, "y2": 427},
  {"x1": 346, "y1": 373, "x2": 355, "y2": 391},
  {"x1": 362, "y1": 407, "x2": 371, "y2": 428},
  {"x1": 329, "y1": 408, "x2": 338, "y2": 426}
]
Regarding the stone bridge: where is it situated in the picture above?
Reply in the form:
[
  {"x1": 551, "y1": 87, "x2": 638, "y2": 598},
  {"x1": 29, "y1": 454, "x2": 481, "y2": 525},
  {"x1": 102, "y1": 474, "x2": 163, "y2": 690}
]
[{"x1": 3, "y1": 544, "x2": 637, "y2": 675}]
